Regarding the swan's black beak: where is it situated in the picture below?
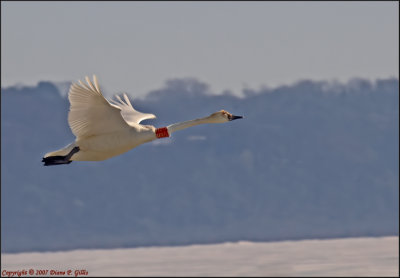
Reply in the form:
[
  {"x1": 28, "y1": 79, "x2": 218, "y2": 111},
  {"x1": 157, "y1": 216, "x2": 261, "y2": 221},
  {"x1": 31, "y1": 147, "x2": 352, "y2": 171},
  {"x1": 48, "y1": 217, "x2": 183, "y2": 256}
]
[{"x1": 229, "y1": 115, "x2": 243, "y2": 121}]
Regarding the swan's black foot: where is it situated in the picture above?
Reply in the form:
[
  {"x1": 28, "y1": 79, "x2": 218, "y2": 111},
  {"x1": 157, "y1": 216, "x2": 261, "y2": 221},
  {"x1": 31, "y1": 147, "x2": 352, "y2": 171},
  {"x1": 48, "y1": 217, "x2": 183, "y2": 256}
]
[{"x1": 42, "y1": 146, "x2": 80, "y2": 166}]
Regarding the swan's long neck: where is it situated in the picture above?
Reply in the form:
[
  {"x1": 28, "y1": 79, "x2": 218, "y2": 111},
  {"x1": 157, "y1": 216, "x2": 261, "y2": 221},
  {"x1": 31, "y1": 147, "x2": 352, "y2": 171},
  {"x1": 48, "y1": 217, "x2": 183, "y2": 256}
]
[
  {"x1": 154, "y1": 116, "x2": 211, "y2": 139},
  {"x1": 167, "y1": 116, "x2": 212, "y2": 134},
  {"x1": 154, "y1": 110, "x2": 241, "y2": 139}
]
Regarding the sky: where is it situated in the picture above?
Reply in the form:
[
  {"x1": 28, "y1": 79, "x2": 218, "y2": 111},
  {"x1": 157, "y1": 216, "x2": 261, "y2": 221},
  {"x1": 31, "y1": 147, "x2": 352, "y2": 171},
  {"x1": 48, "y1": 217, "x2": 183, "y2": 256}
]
[{"x1": 1, "y1": 1, "x2": 399, "y2": 97}]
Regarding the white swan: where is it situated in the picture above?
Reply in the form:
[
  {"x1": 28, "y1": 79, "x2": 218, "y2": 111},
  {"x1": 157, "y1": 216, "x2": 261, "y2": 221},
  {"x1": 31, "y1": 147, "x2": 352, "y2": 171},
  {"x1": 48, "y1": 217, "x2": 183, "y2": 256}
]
[{"x1": 42, "y1": 75, "x2": 243, "y2": 166}]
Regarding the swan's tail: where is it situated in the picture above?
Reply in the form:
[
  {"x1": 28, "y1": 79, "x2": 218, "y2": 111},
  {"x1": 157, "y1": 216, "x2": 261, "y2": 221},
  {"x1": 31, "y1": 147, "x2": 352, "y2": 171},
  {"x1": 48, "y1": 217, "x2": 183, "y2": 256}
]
[{"x1": 42, "y1": 144, "x2": 80, "y2": 166}]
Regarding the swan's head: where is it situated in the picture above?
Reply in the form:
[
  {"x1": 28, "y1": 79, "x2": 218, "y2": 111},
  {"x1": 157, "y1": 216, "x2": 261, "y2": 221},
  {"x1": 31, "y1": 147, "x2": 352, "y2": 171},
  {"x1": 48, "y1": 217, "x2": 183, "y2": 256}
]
[{"x1": 208, "y1": 110, "x2": 243, "y2": 123}]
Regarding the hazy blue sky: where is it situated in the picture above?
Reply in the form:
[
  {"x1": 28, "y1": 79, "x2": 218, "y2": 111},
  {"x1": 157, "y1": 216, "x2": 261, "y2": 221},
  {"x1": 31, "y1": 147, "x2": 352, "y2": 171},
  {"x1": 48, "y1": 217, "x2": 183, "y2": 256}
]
[{"x1": 2, "y1": 1, "x2": 398, "y2": 97}]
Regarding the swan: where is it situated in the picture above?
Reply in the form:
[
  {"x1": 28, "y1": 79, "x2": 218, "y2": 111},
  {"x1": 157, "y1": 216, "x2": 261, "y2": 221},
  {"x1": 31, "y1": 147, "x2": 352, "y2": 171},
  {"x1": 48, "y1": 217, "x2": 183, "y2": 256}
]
[{"x1": 42, "y1": 75, "x2": 243, "y2": 166}]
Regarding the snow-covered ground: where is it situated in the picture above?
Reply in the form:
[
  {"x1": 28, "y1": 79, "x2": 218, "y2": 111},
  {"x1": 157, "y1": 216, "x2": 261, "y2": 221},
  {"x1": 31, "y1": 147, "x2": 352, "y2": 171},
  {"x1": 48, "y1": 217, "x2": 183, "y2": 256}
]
[{"x1": 1, "y1": 236, "x2": 398, "y2": 277}]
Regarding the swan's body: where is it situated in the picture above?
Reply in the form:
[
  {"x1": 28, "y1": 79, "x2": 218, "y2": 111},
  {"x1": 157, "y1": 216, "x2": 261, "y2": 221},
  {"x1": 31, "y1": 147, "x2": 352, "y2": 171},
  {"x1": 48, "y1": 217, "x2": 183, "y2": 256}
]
[{"x1": 42, "y1": 75, "x2": 242, "y2": 166}]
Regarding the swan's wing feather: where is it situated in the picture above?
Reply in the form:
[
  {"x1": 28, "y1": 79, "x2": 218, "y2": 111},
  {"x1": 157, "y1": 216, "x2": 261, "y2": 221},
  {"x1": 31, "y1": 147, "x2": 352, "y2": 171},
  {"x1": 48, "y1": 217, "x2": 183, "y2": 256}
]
[
  {"x1": 68, "y1": 75, "x2": 134, "y2": 139},
  {"x1": 109, "y1": 93, "x2": 156, "y2": 125}
]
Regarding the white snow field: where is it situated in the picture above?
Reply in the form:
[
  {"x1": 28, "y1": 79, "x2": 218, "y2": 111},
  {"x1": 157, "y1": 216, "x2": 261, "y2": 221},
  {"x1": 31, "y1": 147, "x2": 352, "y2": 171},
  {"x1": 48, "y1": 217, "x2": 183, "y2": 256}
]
[{"x1": 1, "y1": 236, "x2": 398, "y2": 277}]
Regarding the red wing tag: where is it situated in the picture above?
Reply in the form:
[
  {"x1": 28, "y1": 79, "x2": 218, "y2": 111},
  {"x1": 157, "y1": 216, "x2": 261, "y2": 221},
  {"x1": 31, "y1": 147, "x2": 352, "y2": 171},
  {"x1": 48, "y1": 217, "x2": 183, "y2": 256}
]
[{"x1": 155, "y1": 127, "x2": 170, "y2": 138}]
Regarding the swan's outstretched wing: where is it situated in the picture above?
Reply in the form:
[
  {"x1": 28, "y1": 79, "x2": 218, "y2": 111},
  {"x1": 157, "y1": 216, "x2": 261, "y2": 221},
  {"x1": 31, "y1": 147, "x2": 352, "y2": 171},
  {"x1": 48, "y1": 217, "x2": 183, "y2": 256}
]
[
  {"x1": 68, "y1": 75, "x2": 147, "y2": 139},
  {"x1": 109, "y1": 93, "x2": 156, "y2": 126}
]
